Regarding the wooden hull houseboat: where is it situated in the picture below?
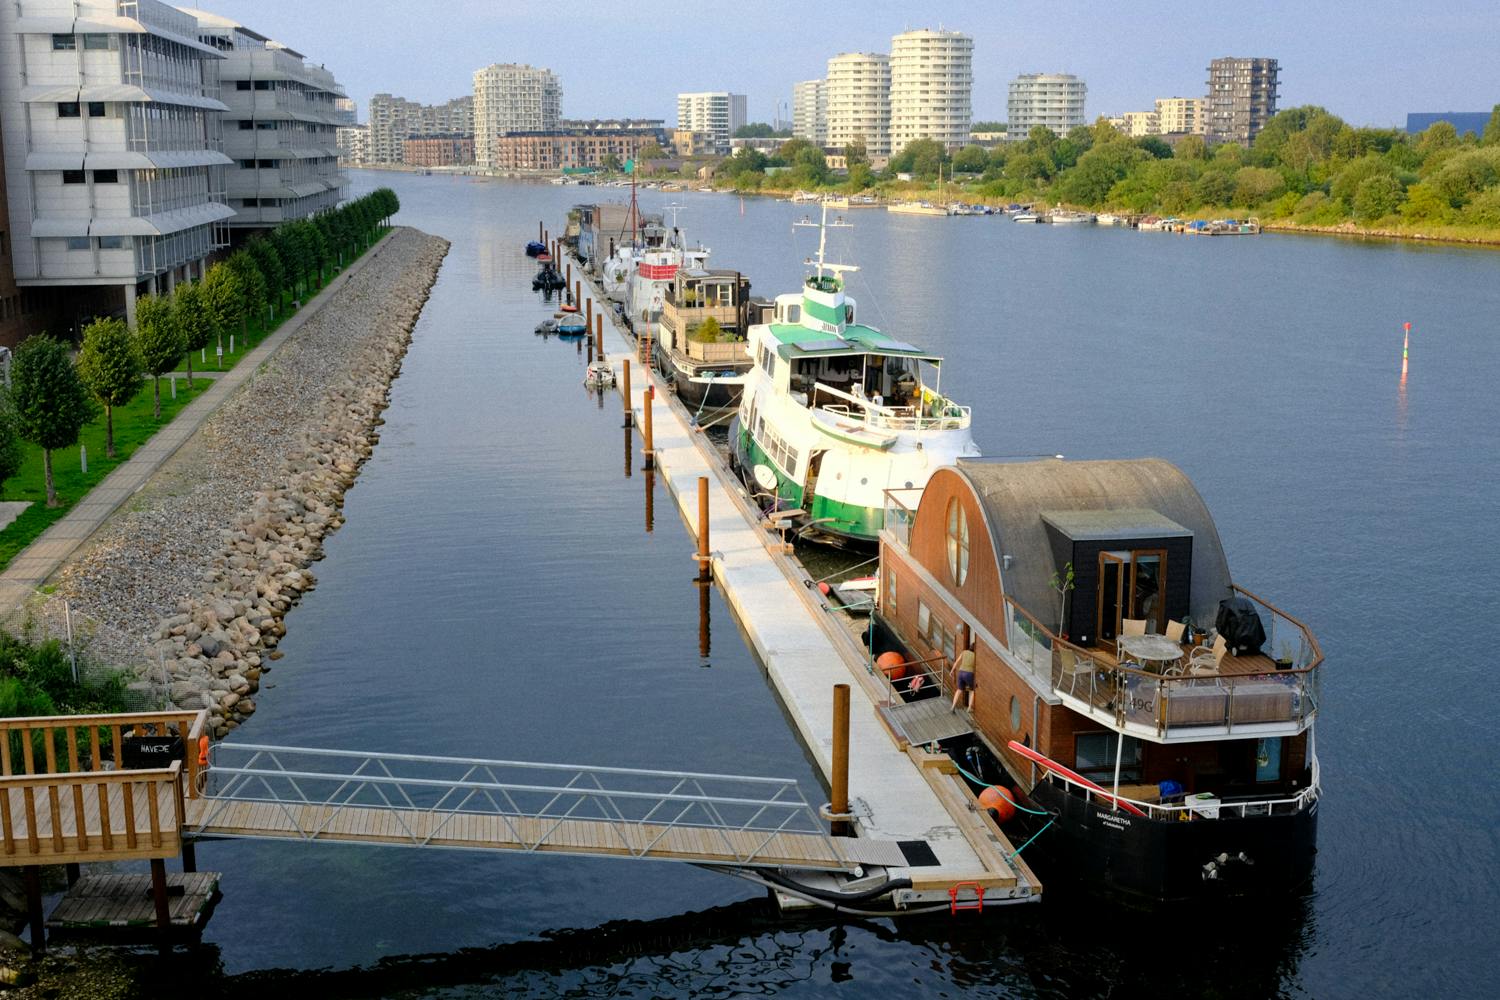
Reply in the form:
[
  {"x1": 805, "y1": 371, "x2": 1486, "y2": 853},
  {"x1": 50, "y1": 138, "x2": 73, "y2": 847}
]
[
  {"x1": 655, "y1": 267, "x2": 765, "y2": 412},
  {"x1": 872, "y1": 458, "x2": 1321, "y2": 903}
]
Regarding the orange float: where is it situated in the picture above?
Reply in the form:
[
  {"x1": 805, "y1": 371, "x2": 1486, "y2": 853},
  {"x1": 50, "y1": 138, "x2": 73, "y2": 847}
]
[
  {"x1": 978, "y1": 785, "x2": 1017, "y2": 823},
  {"x1": 875, "y1": 651, "x2": 909, "y2": 681}
]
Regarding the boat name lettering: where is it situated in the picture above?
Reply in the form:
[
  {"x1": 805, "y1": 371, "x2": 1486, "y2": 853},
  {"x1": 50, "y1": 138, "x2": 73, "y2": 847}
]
[{"x1": 1099, "y1": 812, "x2": 1133, "y2": 830}]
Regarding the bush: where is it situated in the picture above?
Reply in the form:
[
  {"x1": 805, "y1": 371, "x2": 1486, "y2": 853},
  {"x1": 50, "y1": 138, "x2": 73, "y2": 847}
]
[
  {"x1": 1232, "y1": 166, "x2": 1287, "y2": 208},
  {"x1": 1353, "y1": 174, "x2": 1406, "y2": 223}
]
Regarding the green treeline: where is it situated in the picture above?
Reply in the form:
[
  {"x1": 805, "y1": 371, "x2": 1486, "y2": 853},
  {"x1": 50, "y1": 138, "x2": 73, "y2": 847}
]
[{"x1": 698, "y1": 106, "x2": 1500, "y2": 232}]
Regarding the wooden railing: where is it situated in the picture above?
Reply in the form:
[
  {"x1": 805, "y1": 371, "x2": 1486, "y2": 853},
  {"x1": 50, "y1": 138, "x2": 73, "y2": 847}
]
[{"x1": 0, "y1": 710, "x2": 206, "y2": 798}]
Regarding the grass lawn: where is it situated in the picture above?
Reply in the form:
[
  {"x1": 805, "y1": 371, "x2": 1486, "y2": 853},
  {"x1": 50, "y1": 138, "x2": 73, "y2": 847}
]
[
  {"x1": 0, "y1": 378, "x2": 202, "y2": 569},
  {"x1": 0, "y1": 226, "x2": 394, "y2": 572}
]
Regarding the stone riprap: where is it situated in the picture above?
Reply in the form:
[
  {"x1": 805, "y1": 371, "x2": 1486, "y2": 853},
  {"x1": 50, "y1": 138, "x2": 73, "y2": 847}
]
[{"x1": 51, "y1": 228, "x2": 449, "y2": 738}]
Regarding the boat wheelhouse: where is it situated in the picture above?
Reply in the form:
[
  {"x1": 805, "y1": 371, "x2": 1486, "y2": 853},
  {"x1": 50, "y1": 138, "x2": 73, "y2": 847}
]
[
  {"x1": 874, "y1": 458, "x2": 1321, "y2": 902},
  {"x1": 655, "y1": 267, "x2": 763, "y2": 411},
  {"x1": 732, "y1": 210, "x2": 978, "y2": 546},
  {"x1": 623, "y1": 227, "x2": 710, "y2": 332}
]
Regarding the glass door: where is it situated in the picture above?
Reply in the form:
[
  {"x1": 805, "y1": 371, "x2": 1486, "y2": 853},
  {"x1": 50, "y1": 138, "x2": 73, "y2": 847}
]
[
  {"x1": 1097, "y1": 551, "x2": 1127, "y2": 645},
  {"x1": 1128, "y1": 550, "x2": 1167, "y2": 634}
]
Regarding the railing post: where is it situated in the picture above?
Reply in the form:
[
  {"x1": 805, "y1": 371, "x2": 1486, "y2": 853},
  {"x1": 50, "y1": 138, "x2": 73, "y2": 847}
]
[{"x1": 831, "y1": 684, "x2": 851, "y2": 836}]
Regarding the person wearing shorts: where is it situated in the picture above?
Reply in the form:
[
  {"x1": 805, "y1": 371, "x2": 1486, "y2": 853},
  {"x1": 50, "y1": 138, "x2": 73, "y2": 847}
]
[{"x1": 951, "y1": 647, "x2": 976, "y2": 711}]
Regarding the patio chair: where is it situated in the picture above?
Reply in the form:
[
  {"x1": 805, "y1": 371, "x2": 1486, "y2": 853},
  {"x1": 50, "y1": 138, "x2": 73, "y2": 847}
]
[
  {"x1": 1057, "y1": 646, "x2": 1094, "y2": 700},
  {"x1": 1164, "y1": 620, "x2": 1186, "y2": 642},
  {"x1": 1188, "y1": 635, "x2": 1229, "y2": 675},
  {"x1": 1122, "y1": 618, "x2": 1147, "y2": 636}
]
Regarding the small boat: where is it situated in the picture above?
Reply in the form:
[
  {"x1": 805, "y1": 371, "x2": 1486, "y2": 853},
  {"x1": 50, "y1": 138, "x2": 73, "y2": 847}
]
[
  {"x1": 525, "y1": 240, "x2": 547, "y2": 257},
  {"x1": 822, "y1": 575, "x2": 877, "y2": 615},
  {"x1": 1095, "y1": 213, "x2": 1123, "y2": 226},
  {"x1": 1011, "y1": 211, "x2": 1042, "y2": 223},
  {"x1": 886, "y1": 200, "x2": 951, "y2": 216},
  {"x1": 584, "y1": 361, "x2": 616, "y2": 388},
  {"x1": 533, "y1": 265, "x2": 567, "y2": 292},
  {"x1": 557, "y1": 305, "x2": 587, "y2": 336},
  {"x1": 1047, "y1": 209, "x2": 1095, "y2": 224},
  {"x1": 534, "y1": 318, "x2": 559, "y2": 335}
]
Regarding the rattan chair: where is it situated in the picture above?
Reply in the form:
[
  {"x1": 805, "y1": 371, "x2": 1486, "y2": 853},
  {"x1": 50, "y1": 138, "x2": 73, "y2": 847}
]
[
  {"x1": 1188, "y1": 635, "x2": 1229, "y2": 675},
  {"x1": 1122, "y1": 618, "x2": 1148, "y2": 636},
  {"x1": 1165, "y1": 619, "x2": 1186, "y2": 642}
]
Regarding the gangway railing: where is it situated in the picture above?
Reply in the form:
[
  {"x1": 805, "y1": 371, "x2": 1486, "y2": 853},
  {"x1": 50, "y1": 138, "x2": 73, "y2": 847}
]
[{"x1": 189, "y1": 743, "x2": 860, "y2": 871}]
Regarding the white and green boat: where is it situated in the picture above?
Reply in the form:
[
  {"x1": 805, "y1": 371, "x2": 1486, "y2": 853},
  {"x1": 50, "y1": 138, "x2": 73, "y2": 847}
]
[{"x1": 731, "y1": 208, "x2": 979, "y2": 546}]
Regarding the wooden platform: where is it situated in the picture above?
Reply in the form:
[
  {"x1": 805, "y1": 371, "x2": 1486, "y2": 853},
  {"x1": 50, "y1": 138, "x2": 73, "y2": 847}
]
[
  {"x1": 47, "y1": 872, "x2": 220, "y2": 931},
  {"x1": 1, "y1": 773, "x2": 182, "y2": 865},
  {"x1": 185, "y1": 798, "x2": 908, "y2": 872},
  {"x1": 880, "y1": 698, "x2": 975, "y2": 747}
]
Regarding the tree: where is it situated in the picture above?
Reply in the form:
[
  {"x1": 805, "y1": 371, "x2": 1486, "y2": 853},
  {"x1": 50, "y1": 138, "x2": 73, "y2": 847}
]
[
  {"x1": 843, "y1": 139, "x2": 869, "y2": 169},
  {"x1": 1175, "y1": 134, "x2": 1208, "y2": 161},
  {"x1": 1057, "y1": 143, "x2": 1147, "y2": 205},
  {"x1": 972, "y1": 121, "x2": 1006, "y2": 133},
  {"x1": 134, "y1": 295, "x2": 182, "y2": 420},
  {"x1": 0, "y1": 393, "x2": 23, "y2": 499},
  {"x1": 75, "y1": 317, "x2": 143, "y2": 459},
  {"x1": 637, "y1": 141, "x2": 665, "y2": 160},
  {"x1": 600, "y1": 152, "x2": 621, "y2": 172},
  {"x1": 1193, "y1": 169, "x2": 1236, "y2": 206},
  {"x1": 1353, "y1": 174, "x2": 1406, "y2": 222},
  {"x1": 889, "y1": 139, "x2": 947, "y2": 179},
  {"x1": 224, "y1": 251, "x2": 267, "y2": 336},
  {"x1": 1136, "y1": 136, "x2": 1173, "y2": 160},
  {"x1": 951, "y1": 145, "x2": 989, "y2": 173},
  {"x1": 173, "y1": 281, "x2": 213, "y2": 382},
  {"x1": 846, "y1": 162, "x2": 874, "y2": 191},
  {"x1": 10, "y1": 336, "x2": 97, "y2": 508},
  {"x1": 734, "y1": 123, "x2": 779, "y2": 138},
  {"x1": 246, "y1": 238, "x2": 286, "y2": 311},
  {"x1": 1484, "y1": 104, "x2": 1500, "y2": 146},
  {"x1": 1231, "y1": 166, "x2": 1287, "y2": 207}
]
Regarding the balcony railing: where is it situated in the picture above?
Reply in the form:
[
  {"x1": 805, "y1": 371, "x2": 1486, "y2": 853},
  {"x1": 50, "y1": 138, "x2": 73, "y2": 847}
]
[
  {"x1": 1004, "y1": 594, "x2": 1320, "y2": 737},
  {"x1": 808, "y1": 382, "x2": 970, "y2": 432},
  {"x1": 881, "y1": 488, "x2": 922, "y2": 548}
]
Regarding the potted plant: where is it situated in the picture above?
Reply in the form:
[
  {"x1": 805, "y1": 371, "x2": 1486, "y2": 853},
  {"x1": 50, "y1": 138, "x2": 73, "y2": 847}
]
[
  {"x1": 1275, "y1": 643, "x2": 1295, "y2": 670},
  {"x1": 1048, "y1": 562, "x2": 1075, "y2": 637}
]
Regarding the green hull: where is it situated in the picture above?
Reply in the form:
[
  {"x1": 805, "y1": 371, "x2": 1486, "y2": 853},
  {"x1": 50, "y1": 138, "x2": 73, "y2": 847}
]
[{"x1": 736, "y1": 428, "x2": 884, "y2": 545}]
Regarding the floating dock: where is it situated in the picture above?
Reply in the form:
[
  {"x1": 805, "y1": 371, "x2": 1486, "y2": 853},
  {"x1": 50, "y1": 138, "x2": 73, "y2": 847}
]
[{"x1": 573, "y1": 256, "x2": 1042, "y2": 910}]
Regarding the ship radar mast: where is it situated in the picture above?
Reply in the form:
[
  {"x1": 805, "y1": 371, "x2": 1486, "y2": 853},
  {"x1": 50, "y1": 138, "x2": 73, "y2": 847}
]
[{"x1": 794, "y1": 202, "x2": 858, "y2": 286}]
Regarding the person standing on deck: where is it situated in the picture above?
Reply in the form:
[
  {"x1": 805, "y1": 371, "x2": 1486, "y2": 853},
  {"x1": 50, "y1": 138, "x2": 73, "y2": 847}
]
[{"x1": 951, "y1": 645, "x2": 976, "y2": 712}]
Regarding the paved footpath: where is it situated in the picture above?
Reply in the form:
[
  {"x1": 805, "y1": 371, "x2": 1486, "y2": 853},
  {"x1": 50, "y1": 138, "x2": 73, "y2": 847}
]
[{"x1": 0, "y1": 230, "x2": 399, "y2": 616}]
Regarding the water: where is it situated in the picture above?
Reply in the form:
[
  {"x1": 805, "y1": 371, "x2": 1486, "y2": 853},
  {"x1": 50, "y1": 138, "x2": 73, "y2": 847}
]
[{"x1": 137, "y1": 174, "x2": 1500, "y2": 996}]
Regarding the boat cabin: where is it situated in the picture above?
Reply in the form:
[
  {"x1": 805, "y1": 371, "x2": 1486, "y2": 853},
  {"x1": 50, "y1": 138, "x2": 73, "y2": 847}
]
[
  {"x1": 661, "y1": 268, "x2": 751, "y2": 355},
  {"x1": 876, "y1": 458, "x2": 1321, "y2": 804}
]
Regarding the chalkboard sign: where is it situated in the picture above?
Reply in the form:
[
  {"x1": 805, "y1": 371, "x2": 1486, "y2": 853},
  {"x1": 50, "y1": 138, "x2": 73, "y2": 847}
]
[{"x1": 120, "y1": 735, "x2": 183, "y2": 769}]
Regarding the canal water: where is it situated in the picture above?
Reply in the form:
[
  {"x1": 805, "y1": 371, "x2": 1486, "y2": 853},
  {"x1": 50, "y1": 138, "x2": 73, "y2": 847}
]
[{"x1": 162, "y1": 172, "x2": 1496, "y2": 997}]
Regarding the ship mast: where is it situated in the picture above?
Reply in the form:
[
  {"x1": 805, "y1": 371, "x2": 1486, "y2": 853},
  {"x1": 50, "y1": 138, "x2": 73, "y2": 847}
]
[{"x1": 794, "y1": 201, "x2": 858, "y2": 284}]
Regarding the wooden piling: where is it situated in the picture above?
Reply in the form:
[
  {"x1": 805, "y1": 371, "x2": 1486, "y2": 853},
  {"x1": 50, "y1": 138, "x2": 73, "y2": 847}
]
[
  {"x1": 586, "y1": 296, "x2": 593, "y2": 332},
  {"x1": 538, "y1": 221, "x2": 544, "y2": 241},
  {"x1": 832, "y1": 684, "x2": 851, "y2": 836},
  {"x1": 595, "y1": 313, "x2": 604, "y2": 359},
  {"x1": 698, "y1": 577, "x2": 711, "y2": 658},
  {"x1": 697, "y1": 477, "x2": 711, "y2": 581},
  {"x1": 623, "y1": 426, "x2": 632, "y2": 479},
  {"x1": 182, "y1": 840, "x2": 197, "y2": 873},
  {"x1": 622, "y1": 359, "x2": 633, "y2": 427},
  {"x1": 643, "y1": 385, "x2": 655, "y2": 469},
  {"x1": 23, "y1": 865, "x2": 44, "y2": 952},
  {"x1": 566, "y1": 261, "x2": 573, "y2": 288},
  {"x1": 149, "y1": 858, "x2": 171, "y2": 932}
]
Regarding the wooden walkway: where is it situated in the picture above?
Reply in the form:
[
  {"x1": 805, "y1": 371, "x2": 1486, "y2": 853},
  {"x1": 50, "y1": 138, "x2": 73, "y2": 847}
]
[
  {"x1": 183, "y1": 798, "x2": 910, "y2": 872},
  {"x1": 880, "y1": 698, "x2": 975, "y2": 748}
]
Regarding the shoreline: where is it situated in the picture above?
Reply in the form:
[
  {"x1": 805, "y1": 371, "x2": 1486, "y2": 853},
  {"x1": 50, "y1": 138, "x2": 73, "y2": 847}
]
[{"x1": 48, "y1": 228, "x2": 449, "y2": 738}]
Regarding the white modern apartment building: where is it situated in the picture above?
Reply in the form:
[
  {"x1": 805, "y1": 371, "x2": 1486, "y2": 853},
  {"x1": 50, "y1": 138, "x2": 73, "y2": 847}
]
[
  {"x1": 889, "y1": 28, "x2": 972, "y2": 152},
  {"x1": 675, "y1": 91, "x2": 746, "y2": 155},
  {"x1": 791, "y1": 78, "x2": 827, "y2": 146},
  {"x1": 1155, "y1": 96, "x2": 1205, "y2": 135},
  {"x1": 0, "y1": 0, "x2": 235, "y2": 325},
  {"x1": 336, "y1": 123, "x2": 368, "y2": 166},
  {"x1": 826, "y1": 52, "x2": 890, "y2": 158},
  {"x1": 1121, "y1": 110, "x2": 1159, "y2": 137},
  {"x1": 187, "y1": 10, "x2": 347, "y2": 232},
  {"x1": 1007, "y1": 73, "x2": 1087, "y2": 139},
  {"x1": 473, "y1": 64, "x2": 561, "y2": 170},
  {"x1": 369, "y1": 92, "x2": 473, "y2": 165}
]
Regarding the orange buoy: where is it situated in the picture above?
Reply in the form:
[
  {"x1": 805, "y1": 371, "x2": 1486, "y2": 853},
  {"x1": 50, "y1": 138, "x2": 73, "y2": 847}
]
[
  {"x1": 817, "y1": 582, "x2": 832, "y2": 596},
  {"x1": 978, "y1": 785, "x2": 1017, "y2": 823},
  {"x1": 197, "y1": 734, "x2": 210, "y2": 768},
  {"x1": 875, "y1": 651, "x2": 909, "y2": 681}
]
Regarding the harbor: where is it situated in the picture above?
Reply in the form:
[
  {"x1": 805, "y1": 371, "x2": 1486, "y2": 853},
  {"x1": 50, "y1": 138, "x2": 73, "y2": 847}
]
[{"x1": 0, "y1": 171, "x2": 1494, "y2": 997}]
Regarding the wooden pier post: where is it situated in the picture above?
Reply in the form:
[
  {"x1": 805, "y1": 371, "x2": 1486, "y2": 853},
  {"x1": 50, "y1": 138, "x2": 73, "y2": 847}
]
[
  {"x1": 595, "y1": 313, "x2": 604, "y2": 359},
  {"x1": 566, "y1": 261, "x2": 573, "y2": 289},
  {"x1": 575, "y1": 280, "x2": 583, "y2": 313},
  {"x1": 182, "y1": 841, "x2": 197, "y2": 873},
  {"x1": 609, "y1": 236, "x2": 615, "y2": 260},
  {"x1": 643, "y1": 385, "x2": 655, "y2": 469},
  {"x1": 696, "y1": 477, "x2": 711, "y2": 582},
  {"x1": 621, "y1": 359, "x2": 633, "y2": 427},
  {"x1": 149, "y1": 858, "x2": 171, "y2": 932},
  {"x1": 538, "y1": 221, "x2": 544, "y2": 242},
  {"x1": 832, "y1": 684, "x2": 851, "y2": 836},
  {"x1": 22, "y1": 865, "x2": 44, "y2": 952},
  {"x1": 586, "y1": 296, "x2": 593, "y2": 334}
]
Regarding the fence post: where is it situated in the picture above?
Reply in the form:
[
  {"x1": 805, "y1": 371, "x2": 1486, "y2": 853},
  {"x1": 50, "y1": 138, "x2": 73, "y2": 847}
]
[{"x1": 65, "y1": 600, "x2": 78, "y2": 684}]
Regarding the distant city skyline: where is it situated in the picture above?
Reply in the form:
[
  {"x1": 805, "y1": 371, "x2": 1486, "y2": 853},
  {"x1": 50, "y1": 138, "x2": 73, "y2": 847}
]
[{"x1": 187, "y1": 0, "x2": 1498, "y2": 130}]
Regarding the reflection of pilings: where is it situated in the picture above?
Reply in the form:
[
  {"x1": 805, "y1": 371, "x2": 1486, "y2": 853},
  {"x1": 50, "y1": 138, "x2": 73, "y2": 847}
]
[
  {"x1": 697, "y1": 576, "x2": 711, "y2": 658},
  {"x1": 644, "y1": 467, "x2": 655, "y2": 532},
  {"x1": 624, "y1": 425, "x2": 632, "y2": 479}
]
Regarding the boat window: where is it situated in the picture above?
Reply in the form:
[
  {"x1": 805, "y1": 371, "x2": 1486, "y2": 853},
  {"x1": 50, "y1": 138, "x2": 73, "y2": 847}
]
[
  {"x1": 946, "y1": 498, "x2": 970, "y2": 586},
  {"x1": 1075, "y1": 733, "x2": 1142, "y2": 783},
  {"x1": 786, "y1": 304, "x2": 801, "y2": 323},
  {"x1": 917, "y1": 600, "x2": 930, "y2": 638},
  {"x1": 845, "y1": 304, "x2": 855, "y2": 324},
  {"x1": 885, "y1": 567, "x2": 897, "y2": 613}
]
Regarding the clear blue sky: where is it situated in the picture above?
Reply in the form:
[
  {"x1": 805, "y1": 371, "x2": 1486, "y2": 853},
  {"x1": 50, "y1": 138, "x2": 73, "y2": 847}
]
[{"x1": 188, "y1": 0, "x2": 1498, "y2": 129}]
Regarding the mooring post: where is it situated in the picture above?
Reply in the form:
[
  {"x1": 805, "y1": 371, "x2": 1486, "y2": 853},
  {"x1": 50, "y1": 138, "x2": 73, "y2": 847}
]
[
  {"x1": 697, "y1": 477, "x2": 711, "y2": 582},
  {"x1": 65, "y1": 863, "x2": 80, "y2": 887},
  {"x1": 643, "y1": 385, "x2": 655, "y2": 469},
  {"x1": 181, "y1": 840, "x2": 197, "y2": 873},
  {"x1": 150, "y1": 858, "x2": 171, "y2": 933},
  {"x1": 623, "y1": 425, "x2": 632, "y2": 479},
  {"x1": 566, "y1": 261, "x2": 573, "y2": 289},
  {"x1": 538, "y1": 220, "x2": 544, "y2": 242},
  {"x1": 22, "y1": 865, "x2": 44, "y2": 952},
  {"x1": 595, "y1": 313, "x2": 604, "y2": 359},
  {"x1": 622, "y1": 359, "x2": 633, "y2": 427},
  {"x1": 832, "y1": 683, "x2": 851, "y2": 836},
  {"x1": 586, "y1": 296, "x2": 593, "y2": 333},
  {"x1": 575, "y1": 280, "x2": 583, "y2": 312}
]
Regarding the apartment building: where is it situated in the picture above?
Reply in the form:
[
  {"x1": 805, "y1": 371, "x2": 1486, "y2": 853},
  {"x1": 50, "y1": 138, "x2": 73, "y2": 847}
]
[
  {"x1": 671, "y1": 129, "x2": 712, "y2": 158},
  {"x1": 1007, "y1": 73, "x2": 1087, "y2": 138},
  {"x1": 402, "y1": 134, "x2": 474, "y2": 167},
  {"x1": 368, "y1": 93, "x2": 474, "y2": 165},
  {"x1": 333, "y1": 96, "x2": 356, "y2": 125},
  {"x1": 474, "y1": 64, "x2": 561, "y2": 170},
  {"x1": 487, "y1": 130, "x2": 663, "y2": 172},
  {"x1": 189, "y1": 10, "x2": 347, "y2": 233},
  {"x1": 675, "y1": 92, "x2": 746, "y2": 155},
  {"x1": 336, "y1": 124, "x2": 369, "y2": 166},
  {"x1": 1121, "y1": 111, "x2": 1160, "y2": 137},
  {"x1": 1155, "y1": 97, "x2": 1206, "y2": 136},
  {"x1": 792, "y1": 79, "x2": 827, "y2": 146},
  {"x1": 0, "y1": 0, "x2": 236, "y2": 328},
  {"x1": 889, "y1": 28, "x2": 972, "y2": 152},
  {"x1": 826, "y1": 53, "x2": 891, "y2": 158},
  {"x1": 1206, "y1": 57, "x2": 1279, "y2": 146}
]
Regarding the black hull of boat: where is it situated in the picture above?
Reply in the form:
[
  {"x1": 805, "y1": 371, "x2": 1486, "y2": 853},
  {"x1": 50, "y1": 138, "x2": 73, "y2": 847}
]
[{"x1": 1014, "y1": 778, "x2": 1318, "y2": 905}]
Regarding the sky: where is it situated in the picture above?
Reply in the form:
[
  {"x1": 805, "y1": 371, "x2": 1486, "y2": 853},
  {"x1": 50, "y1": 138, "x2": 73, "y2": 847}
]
[{"x1": 186, "y1": 0, "x2": 1500, "y2": 129}]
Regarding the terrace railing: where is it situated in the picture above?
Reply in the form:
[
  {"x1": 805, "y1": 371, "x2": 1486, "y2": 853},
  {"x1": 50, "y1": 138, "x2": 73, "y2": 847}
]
[{"x1": 809, "y1": 383, "x2": 970, "y2": 433}]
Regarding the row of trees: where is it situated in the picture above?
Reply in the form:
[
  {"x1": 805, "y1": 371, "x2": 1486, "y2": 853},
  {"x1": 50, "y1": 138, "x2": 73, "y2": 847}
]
[{"x1": 0, "y1": 188, "x2": 399, "y2": 509}]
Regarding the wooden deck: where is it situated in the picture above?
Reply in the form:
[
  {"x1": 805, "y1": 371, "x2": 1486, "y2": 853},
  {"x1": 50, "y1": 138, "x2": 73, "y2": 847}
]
[
  {"x1": 1099, "y1": 643, "x2": 1280, "y2": 677},
  {"x1": 184, "y1": 798, "x2": 909, "y2": 873},
  {"x1": 880, "y1": 698, "x2": 974, "y2": 747},
  {"x1": 1, "y1": 769, "x2": 182, "y2": 865},
  {"x1": 48, "y1": 872, "x2": 220, "y2": 931}
]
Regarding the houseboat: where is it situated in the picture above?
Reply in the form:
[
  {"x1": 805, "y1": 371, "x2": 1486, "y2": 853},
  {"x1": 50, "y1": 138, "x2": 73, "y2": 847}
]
[
  {"x1": 654, "y1": 267, "x2": 765, "y2": 411},
  {"x1": 623, "y1": 225, "x2": 710, "y2": 332},
  {"x1": 730, "y1": 207, "x2": 979, "y2": 546},
  {"x1": 872, "y1": 458, "x2": 1321, "y2": 903},
  {"x1": 886, "y1": 200, "x2": 951, "y2": 217}
]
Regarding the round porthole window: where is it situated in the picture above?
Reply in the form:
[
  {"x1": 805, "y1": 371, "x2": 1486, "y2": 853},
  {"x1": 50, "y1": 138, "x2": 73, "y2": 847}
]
[{"x1": 946, "y1": 498, "x2": 970, "y2": 586}]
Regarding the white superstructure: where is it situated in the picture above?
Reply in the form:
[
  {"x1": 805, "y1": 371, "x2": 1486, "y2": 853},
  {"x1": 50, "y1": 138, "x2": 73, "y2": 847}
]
[
  {"x1": 0, "y1": 0, "x2": 234, "y2": 325},
  {"x1": 826, "y1": 53, "x2": 890, "y2": 159},
  {"x1": 473, "y1": 64, "x2": 560, "y2": 170},
  {"x1": 889, "y1": 28, "x2": 972, "y2": 153}
]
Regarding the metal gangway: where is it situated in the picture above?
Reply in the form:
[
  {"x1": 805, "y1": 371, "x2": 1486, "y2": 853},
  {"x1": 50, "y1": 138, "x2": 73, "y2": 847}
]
[{"x1": 184, "y1": 742, "x2": 911, "y2": 873}]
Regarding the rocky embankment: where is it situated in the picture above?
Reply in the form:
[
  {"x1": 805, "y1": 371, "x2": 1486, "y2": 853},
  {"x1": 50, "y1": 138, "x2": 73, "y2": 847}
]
[
  {"x1": 1261, "y1": 219, "x2": 1500, "y2": 247},
  {"x1": 53, "y1": 228, "x2": 448, "y2": 739}
]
